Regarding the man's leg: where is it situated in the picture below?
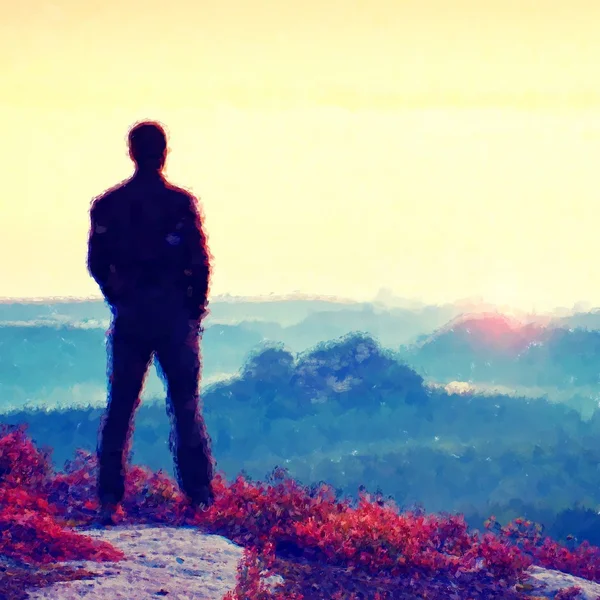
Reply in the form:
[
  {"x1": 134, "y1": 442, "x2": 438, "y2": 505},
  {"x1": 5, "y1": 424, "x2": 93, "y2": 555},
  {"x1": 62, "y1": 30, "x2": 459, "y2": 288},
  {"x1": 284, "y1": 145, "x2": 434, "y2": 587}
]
[
  {"x1": 155, "y1": 316, "x2": 214, "y2": 505},
  {"x1": 97, "y1": 313, "x2": 153, "y2": 508}
]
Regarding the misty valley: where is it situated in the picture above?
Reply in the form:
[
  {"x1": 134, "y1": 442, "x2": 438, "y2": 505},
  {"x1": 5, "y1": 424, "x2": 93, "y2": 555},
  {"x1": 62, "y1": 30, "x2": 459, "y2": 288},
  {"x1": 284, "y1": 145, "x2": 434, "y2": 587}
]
[{"x1": 2, "y1": 296, "x2": 600, "y2": 553}]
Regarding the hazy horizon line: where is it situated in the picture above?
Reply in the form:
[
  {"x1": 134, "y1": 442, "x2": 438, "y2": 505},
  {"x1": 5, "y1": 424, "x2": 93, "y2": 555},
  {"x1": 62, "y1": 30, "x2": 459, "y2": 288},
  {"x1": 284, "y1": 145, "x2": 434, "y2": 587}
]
[{"x1": 0, "y1": 292, "x2": 598, "y2": 317}]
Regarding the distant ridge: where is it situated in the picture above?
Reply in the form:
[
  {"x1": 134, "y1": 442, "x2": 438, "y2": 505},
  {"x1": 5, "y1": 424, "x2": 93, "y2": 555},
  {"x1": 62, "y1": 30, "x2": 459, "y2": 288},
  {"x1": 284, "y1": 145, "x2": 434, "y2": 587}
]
[
  {"x1": 2, "y1": 293, "x2": 600, "y2": 316},
  {"x1": 0, "y1": 297, "x2": 106, "y2": 305},
  {"x1": 406, "y1": 311, "x2": 550, "y2": 352},
  {"x1": 209, "y1": 292, "x2": 359, "y2": 304},
  {"x1": 0, "y1": 293, "x2": 359, "y2": 305}
]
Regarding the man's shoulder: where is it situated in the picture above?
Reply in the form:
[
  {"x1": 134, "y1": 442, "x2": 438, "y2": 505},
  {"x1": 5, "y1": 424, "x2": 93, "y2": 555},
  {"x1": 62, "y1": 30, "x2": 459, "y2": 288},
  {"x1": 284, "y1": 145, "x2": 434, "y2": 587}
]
[
  {"x1": 90, "y1": 180, "x2": 129, "y2": 213},
  {"x1": 165, "y1": 182, "x2": 198, "y2": 205},
  {"x1": 164, "y1": 183, "x2": 203, "y2": 219}
]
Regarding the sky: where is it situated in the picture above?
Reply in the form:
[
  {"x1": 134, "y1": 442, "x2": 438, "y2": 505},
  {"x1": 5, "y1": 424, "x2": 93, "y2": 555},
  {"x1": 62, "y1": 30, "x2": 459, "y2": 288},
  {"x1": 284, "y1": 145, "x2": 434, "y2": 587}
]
[{"x1": 2, "y1": 0, "x2": 600, "y2": 312}]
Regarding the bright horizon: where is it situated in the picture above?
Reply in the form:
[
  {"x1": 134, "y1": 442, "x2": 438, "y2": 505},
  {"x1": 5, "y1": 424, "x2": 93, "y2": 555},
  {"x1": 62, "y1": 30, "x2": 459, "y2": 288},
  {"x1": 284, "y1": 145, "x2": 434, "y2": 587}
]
[{"x1": 2, "y1": 0, "x2": 600, "y2": 313}]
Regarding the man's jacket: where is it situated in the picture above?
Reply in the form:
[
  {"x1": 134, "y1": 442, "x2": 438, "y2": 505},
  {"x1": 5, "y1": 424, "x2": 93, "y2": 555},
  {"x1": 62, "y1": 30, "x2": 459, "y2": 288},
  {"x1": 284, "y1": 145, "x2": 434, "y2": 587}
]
[{"x1": 87, "y1": 173, "x2": 211, "y2": 319}]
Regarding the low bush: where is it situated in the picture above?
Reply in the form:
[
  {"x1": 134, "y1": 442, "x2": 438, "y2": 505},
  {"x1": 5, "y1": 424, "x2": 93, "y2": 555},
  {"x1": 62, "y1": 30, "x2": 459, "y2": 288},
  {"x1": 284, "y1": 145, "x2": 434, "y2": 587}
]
[{"x1": 2, "y1": 423, "x2": 600, "y2": 599}]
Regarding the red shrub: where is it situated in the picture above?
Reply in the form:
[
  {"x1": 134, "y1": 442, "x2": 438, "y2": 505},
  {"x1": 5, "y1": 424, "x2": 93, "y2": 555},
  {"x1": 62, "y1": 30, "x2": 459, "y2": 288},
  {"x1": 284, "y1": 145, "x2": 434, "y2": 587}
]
[
  {"x1": 0, "y1": 424, "x2": 53, "y2": 490},
  {"x1": 0, "y1": 500, "x2": 124, "y2": 565},
  {"x1": 0, "y1": 427, "x2": 124, "y2": 569},
  {"x1": 5, "y1": 426, "x2": 600, "y2": 600}
]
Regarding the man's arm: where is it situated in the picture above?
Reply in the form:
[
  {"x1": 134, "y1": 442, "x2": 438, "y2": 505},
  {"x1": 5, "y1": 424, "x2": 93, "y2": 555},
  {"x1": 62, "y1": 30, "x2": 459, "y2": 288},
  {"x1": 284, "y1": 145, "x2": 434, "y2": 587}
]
[
  {"x1": 179, "y1": 193, "x2": 211, "y2": 319},
  {"x1": 87, "y1": 198, "x2": 120, "y2": 305}
]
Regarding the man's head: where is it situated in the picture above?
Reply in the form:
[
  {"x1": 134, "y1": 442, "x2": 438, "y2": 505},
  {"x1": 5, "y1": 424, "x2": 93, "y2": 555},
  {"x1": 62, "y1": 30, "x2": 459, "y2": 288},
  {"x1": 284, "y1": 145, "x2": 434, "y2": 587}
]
[{"x1": 128, "y1": 121, "x2": 168, "y2": 172}]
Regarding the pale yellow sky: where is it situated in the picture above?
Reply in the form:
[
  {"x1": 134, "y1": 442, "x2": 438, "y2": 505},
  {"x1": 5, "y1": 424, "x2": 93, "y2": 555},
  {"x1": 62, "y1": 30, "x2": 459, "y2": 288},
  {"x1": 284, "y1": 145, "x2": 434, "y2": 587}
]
[{"x1": 2, "y1": 0, "x2": 600, "y2": 311}]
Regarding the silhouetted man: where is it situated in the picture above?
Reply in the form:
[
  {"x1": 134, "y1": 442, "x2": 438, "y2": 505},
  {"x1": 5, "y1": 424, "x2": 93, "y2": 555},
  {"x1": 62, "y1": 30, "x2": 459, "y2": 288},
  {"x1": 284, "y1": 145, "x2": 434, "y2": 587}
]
[{"x1": 87, "y1": 121, "x2": 214, "y2": 525}]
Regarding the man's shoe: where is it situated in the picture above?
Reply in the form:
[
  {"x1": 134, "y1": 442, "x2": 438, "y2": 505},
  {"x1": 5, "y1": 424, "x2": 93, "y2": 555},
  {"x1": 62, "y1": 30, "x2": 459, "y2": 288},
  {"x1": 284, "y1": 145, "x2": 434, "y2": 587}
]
[
  {"x1": 95, "y1": 502, "x2": 118, "y2": 527},
  {"x1": 189, "y1": 485, "x2": 214, "y2": 511}
]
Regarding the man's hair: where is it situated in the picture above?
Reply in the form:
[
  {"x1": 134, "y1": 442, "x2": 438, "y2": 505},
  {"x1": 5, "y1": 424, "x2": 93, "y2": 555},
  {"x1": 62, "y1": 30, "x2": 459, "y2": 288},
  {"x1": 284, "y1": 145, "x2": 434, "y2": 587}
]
[{"x1": 128, "y1": 121, "x2": 168, "y2": 169}]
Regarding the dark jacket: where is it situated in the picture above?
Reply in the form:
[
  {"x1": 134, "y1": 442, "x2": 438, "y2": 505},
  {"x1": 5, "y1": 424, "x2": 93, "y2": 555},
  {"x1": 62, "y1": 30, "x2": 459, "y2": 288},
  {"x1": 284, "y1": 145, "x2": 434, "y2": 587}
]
[{"x1": 87, "y1": 172, "x2": 211, "y2": 319}]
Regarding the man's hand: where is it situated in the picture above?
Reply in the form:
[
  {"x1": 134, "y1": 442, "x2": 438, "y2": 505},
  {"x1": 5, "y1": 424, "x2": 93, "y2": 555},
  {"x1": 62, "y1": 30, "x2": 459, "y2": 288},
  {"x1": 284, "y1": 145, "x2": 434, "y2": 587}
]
[{"x1": 103, "y1": 265, "x2": 127, "y2": 304}]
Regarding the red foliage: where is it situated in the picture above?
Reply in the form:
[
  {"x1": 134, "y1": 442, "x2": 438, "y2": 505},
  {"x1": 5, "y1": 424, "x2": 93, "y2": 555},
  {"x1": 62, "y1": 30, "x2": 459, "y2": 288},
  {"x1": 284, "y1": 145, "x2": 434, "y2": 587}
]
[
  {"x1": 3, "y1": 424, "x2": 600, "y2": 599},
  {"x1": 0, "y1": 424, "x2": 53, "y2": 490},
  {"x1": 0, "y1": 502, "x2": 124, "y2": 565},
  {"x1": 485, "y1": 515, "x2": 600, "y2": 582},
  {"x1": 222, "y1": 546, "x2": 302, "y2": 600}
]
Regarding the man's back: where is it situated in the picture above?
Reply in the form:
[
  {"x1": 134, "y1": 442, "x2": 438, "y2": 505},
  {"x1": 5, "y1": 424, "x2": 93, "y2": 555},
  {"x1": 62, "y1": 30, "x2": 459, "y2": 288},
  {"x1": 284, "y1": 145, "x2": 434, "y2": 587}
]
[{"x1": 88, "y1": 172, "x2": 210, "y2": 315}]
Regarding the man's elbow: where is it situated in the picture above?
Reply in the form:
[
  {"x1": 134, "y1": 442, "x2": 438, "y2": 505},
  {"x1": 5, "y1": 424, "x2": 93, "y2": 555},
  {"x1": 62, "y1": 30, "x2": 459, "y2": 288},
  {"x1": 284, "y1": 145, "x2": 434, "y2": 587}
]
[
  {"x1": 87, "y1": 250, "x2": 96, "y2": 278},
  {"x1": 87, "y1": 251, "x2": 108, "y2": 287},
  {"x1": 87, "y1": 245, "x2": 100, "y2": 277}
]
